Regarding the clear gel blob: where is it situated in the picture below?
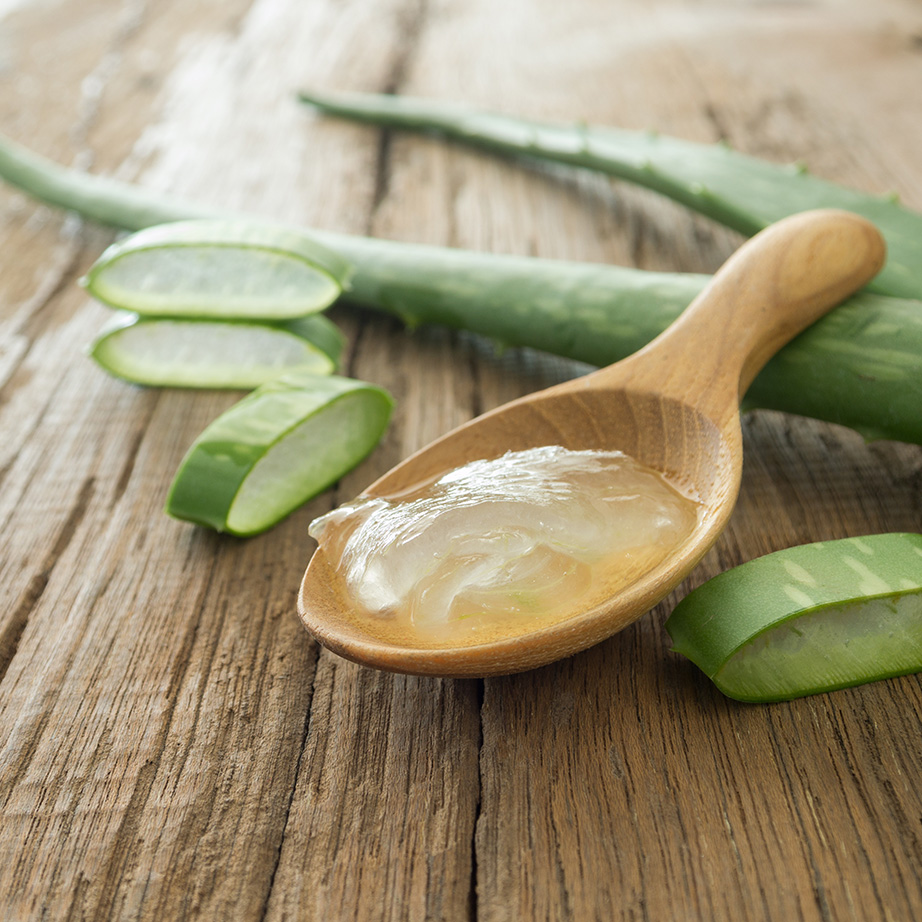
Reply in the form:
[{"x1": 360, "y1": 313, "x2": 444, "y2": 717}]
[{"x1": 309, "y1": 446, "x2": 700, "y2": 647}]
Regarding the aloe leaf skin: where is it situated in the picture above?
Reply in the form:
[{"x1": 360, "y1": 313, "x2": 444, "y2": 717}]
[
  {"x1": 740, "y1": 290, "x2": 922, "y2": 444},
  {"x1": 2, "y1": 134, "x2": 922, "y2": 445},
  {"x1": 165, "y1": 372, "x2": 394, "y2": 536},
  {"x1": 283, "y1": 314, "x2": 346, "y2": 369},
  {"x1": 299, "y1": 89, "x2": 922, "y2": 301},
  {"x1": 666, "y1": 534, "x2": 922, "y2": 703}
]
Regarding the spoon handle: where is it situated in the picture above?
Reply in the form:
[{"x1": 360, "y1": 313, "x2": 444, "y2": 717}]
[{"x1": 602, "y1": 209, "x2": 886, "y2": 414}]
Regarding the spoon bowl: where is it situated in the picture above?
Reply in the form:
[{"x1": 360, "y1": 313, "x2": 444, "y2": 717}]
[{"x1": 299, "y1": 210, "x2": 886, "y2": 676}]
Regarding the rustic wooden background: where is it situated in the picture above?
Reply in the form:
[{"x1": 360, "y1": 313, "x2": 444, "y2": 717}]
[{"x1": 2, "y1": 0, "x2": 921, "y2": 919}]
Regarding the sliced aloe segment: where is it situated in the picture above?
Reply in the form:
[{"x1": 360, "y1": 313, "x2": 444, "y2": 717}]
[
  {"x1": 89, "y1": 312, "x2": 342, "y2": 388},
  {"x1": 666, "y1": 533, "x2": 922, "y2": 703},
  {"x1": 166, "y1": 371, "x2": 393, "y2": 536},
  {"x1": 83, "y1": 219, "x2": 352, "y2": 319}
]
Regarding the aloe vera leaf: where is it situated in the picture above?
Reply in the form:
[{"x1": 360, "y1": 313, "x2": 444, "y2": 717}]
[
  {"x1": 2, "y1": 134, "x2": 922, "y2": 445},
  {"x1": 665, "y1": 533, "x2": 922, "y2": 703},
  {"x1": 0, "y1": 134, "x2": 696, "y2": 352},
  {"x1": 298, "y1": 89, "x2": 921, "y2": 301},
  {"x1": 88, "y1": 311, "x2": 338, "y2": 389},
  {"x1": 166, "y1": 371, "x2": 393, "y2": 536}
]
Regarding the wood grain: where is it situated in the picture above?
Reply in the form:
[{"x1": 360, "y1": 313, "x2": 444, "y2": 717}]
[{"x1": 1, "y1": 0, "x2": 921, "y2": 920}]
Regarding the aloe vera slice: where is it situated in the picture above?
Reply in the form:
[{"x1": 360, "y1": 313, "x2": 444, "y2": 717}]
[
  {"x1": 166, "y1": 371, "x2": 393, "y2": 536},
  {"x1": 89, "y1": 311, "x2": 343, "y2": 388},
  {"x1": 83, "y1": 219, "x2": 352, "y2": 319},
  {"x1": 666, "y1": 533, "x2": 922, "y2": 703}
]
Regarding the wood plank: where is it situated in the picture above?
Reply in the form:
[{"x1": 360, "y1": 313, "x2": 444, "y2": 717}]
[{"x1": 1, "y1": 0, "x2": 921, "y2": 919}]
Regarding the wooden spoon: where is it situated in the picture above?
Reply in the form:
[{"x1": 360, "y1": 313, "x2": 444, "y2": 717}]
[{"x1": 299, "y1": 209, "x2": 886, "y2": 677}]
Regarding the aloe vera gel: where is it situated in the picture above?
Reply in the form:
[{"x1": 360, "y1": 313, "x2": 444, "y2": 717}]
[{"x1": 309, "y1": 446, "x2": 700, "y2": 647}]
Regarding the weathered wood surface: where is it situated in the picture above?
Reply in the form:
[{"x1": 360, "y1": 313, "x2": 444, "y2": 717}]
[{"x1": 1, "y1": 0, "x2": 921, "y2": 920}]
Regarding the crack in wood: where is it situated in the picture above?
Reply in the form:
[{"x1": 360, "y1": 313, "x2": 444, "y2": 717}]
[
  {"x1": 14, "y1": 235, "x2": 86, "y2": 342},
  {"x1": 259, "y1": 639, "x2": 321, "y2": 922},
  {"x1": 0, "y1": 361, "x2": 97, "y2": 510},
  {"x1": 0, "y1": 572, "x2": 47, "y2": 687},
  {"x1": 0, "y1": 475, "x2": 96, "y2": 687},
  {"x1": 468, "y1": 678, "x2": 484, "y2": 922},
  {"x1": 0, "y1": 475, "x2": 97, "y2": 834},
  {"x1": 764, "y1": 708, "x2": 839, "y2": 922},
  {"x1": 466, "y1": 339, "x2": 484, "y2": 421},
  {"x1": 342, "y1": 314, "x2": 368, "y2": 382},
  {"x1": 109, "y1": 389, "x2": 161, "y2": 510},
  {"x1": 367, "y1": 0, "x2": 432, "y2": 232},
  {"x1": 83, "y1": 553, "x2": 225, "y2": 921}
]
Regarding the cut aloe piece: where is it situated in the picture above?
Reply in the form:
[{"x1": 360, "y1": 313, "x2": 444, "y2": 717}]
[
  {"x1": 83, "y1": 219, "x2": 352, "y2": 319},
  {"x1": 89, "y1": 311, "x2": 344, "y2": 388},
  {"x1": 666, "y1": 533, "x2": 922, "y2": 703},
  {"x1": 166, "y1": 371, "x2": 393, "y2": 536}
]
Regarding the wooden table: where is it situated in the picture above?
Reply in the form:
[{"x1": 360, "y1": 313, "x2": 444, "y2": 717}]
[{"x1": 2, "y1": 1, "x2": 922, "y2": 919}]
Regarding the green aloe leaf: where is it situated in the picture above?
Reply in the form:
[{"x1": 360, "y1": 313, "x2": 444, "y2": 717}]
[{"x1": 299, "y1": 89, "x2": 922, "y2": 301}]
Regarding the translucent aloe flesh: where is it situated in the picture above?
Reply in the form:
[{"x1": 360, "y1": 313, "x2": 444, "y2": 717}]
[
  {"x1": 2, "y1": 133, "x2": 922, "y2": 445},
  {"x1": 298, "y1": 89, "x2": 922, "y2": 301},
  {"x1": 665, "y1": 533, "x2": 922, "y2": 702}
]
